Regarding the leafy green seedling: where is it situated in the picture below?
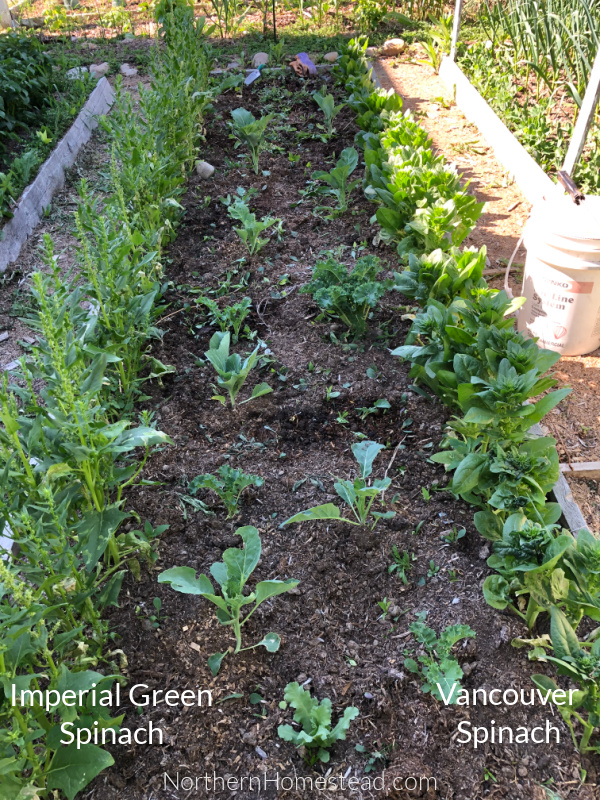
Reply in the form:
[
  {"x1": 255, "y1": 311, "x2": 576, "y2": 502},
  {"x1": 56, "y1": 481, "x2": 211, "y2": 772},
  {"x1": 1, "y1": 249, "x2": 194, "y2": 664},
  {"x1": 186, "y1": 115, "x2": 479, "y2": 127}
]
[
  {"x1": 282, "y1": 440, "x2": 395, "y2": 530},
  {"x1": 355, "y1": 742, "x2": 390, "y2": 773},
  {"x1": 312, "y1": 87, "x2": 345, "y2": 136},
  {"x1": 311, "y1": 146, "x2": 361, "y2": 215},
  {"x1": 421, "y1": 487, "x2": 431, "y2": 503},
  {"x1": 188, "y1": 465, "x2": 264, "y2": 518},
  {"x1": 388, "y1": 546, "x2": 415, "y2": 584},
  {"x1": 427, "y1": 560, "x2": 440, "y2": 578},
  {"x1": 441, "y1": 526, "x2": 466, "y2": 544},
  {"x1": 335, "y1": 411, "x2": 349, "y2": 426},
  {"x1": 377, "y1": 597, "x2": 392, "y2": 620},
  {"x1": 230, "y1": 107, "x2": 274, "y2": 173},
  {"x1": 204, "y1": 331, "x2": 272, "y2": 408},
  {"x1": 404, "y1": 613, "x2": 475, "y2": 703},
  {"x1": 357, "y1": 398, "x2": 390, "y2": 420},
  {"x1": 227, "y1": 197, "x2": 282, "y2": 255},
  {"x1": 278, "y1": 682, "x2": 359, "y2": 765},
  {"x1": 196, "y1": 295, "x2": 251, "y2": 342},
  {"x1": 158, "y1": 526, "x2": 298, "y2": 675},
  {"x1": 325, "y1": 385, "x2": 340, "y2": 401},
  {"x1": 301, "y1": 252, "x2": 391, "y2": 337}
]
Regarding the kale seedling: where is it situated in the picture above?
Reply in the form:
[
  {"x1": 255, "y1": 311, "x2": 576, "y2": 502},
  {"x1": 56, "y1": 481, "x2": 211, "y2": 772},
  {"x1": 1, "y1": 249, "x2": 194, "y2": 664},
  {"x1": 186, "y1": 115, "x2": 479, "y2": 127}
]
[
  {"x1": 278, "y1": 682, "x2": 359, "y2": 765},
  {"x1": 204, "y1": 331, "x2": 272, "y2": 407},
  {"x1": 311, "y1": 146, "x2": 361, "y2": 216},
  {"x1": 357, "y1": 398, "x2": 390, "y2": 420},
  {"x1": 230, "y1": 107, "x2": 274, "y2": 173},
  {"x1": 301, "y1": 252, "x2": 391, "y2": 337},
  {"x1": 188, "y1": 465, "x2": 264, "y2": 518},
  {"x1": 227, "y1": 197, "x2": 282, "y2": 255},
  {"x1": 158, "y1": 526, "x2": 299, "y2": 675},
  {"x1": 196, "y1": 295, "x2": 251, "y2": 342},
  {"x1": 312, "y1": 86, "x2": 345, "y2": 137},
  {"x1": 404, "y1": 613, "x2": 475, "y2": 703},
  {"x1": 282, "y1": 440, "x2": 395, "y2": 530}
]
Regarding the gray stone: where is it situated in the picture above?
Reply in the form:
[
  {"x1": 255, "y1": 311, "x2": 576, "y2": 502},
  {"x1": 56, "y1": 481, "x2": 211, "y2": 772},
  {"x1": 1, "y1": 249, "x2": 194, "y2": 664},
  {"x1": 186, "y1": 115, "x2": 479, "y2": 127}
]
[
  {"x1": 322, "y1": 51, "x2": 339, "y2": 63},
  {"x1": 195, "y1": 161, "x2": 215, "y2": 179},
  {"x1": 20, "y1": 16, "x2": 45, "y2": 29},
  {"x1": 67, "y1": 66, "x2": 89, "y2": 80},
  {"x1": 381, "y1": 38, "x2": 405, "y2": 56},
  {"x1": 366, "y1": 46, "x2": 378, "y2": 57},
  {"x1": 119, "y1": 63, "x2": 138, "y2": 78},
  {"x1": 226, "y1": 60, "x2": 240, "y2": 70},
  {"x1": 90, "y1": 62, "x2": 109, "y2": 78},
  {"x1": 251, "y1": 51, "x2": 269, "y2": 68}
]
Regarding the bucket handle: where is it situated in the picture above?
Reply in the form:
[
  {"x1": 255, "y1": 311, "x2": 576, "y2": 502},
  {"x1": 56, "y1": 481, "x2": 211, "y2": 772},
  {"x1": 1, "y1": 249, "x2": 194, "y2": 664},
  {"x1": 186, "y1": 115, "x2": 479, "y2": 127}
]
[{"x1": 504, "y1": 231, "x2": 525, "y2": 300}]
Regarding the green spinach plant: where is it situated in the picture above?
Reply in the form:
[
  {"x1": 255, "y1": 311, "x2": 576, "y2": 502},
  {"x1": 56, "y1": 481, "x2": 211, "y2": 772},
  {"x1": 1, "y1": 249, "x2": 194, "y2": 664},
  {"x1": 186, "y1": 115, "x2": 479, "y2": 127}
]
[
  {"x1": 158, "y1": 526, "x2": 299, "y2": 674},
  {"x1": 278, "y1": 682, "x2": 359, "y2": 764}
]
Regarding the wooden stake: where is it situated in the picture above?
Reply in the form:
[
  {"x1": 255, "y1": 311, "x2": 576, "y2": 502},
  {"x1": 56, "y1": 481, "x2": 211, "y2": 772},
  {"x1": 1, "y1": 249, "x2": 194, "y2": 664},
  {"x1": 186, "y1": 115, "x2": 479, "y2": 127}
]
[{"x1": 562, "y1": 48, "x2": 600, "y2": 177}]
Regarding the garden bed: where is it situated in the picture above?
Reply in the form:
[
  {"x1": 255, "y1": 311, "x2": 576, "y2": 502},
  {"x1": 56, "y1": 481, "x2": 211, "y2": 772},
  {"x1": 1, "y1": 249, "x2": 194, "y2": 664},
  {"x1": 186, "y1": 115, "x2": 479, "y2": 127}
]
[{"x1": 83, "y1": 73, "x2": 599, "y2": 799}]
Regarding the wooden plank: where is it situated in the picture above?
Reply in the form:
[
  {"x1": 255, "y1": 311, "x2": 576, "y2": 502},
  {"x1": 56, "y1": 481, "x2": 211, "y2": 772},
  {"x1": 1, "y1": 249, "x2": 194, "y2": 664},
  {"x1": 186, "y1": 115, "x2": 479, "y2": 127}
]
[
  {"x1": 560, "y1": 461, "x2": 600, "y2": 480},
  {"x1": 439, "y1": 56, "x2": 560, "y2": 206},
  {"x1": 0, "y1": 77, "x2": 115, "y2": 273},
  {"x1": 552, "y1": 472, "x2": 590, "y2": 533},
  {"x1": 562, "y1": 49, "x2": 600, "y2": 177},
  {"x1": 449, "y1": 0, "x2": 464, "y2": 62}
]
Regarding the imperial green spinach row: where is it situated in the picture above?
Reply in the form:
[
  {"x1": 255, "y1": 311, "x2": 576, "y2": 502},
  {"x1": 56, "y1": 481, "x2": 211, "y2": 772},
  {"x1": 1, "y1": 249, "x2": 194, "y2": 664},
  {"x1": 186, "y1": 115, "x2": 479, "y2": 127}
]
[{"x1": 0, "y1": 12, "x2": 217, "y2": 798}]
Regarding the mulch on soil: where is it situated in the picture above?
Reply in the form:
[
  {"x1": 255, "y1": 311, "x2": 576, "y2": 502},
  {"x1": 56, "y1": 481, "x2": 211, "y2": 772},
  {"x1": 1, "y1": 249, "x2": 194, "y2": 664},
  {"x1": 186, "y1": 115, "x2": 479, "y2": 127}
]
[{"x1": 83, "y1": 71, "x2": 600, "y2": 799}]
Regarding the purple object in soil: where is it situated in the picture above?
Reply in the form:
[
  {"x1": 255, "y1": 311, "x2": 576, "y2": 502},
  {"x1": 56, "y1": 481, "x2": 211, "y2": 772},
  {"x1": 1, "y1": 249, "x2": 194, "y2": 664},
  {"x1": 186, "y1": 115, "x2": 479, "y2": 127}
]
[{"x1": 296, "y1": 52, "x2": 317, "y2": 76}]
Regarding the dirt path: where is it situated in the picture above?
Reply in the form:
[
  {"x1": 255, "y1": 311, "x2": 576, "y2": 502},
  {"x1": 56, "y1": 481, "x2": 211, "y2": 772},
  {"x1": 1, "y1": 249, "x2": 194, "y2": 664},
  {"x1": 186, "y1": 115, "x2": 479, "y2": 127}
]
[{"x1": 372, "y1": 53, "x2": 600, "y2": 533}]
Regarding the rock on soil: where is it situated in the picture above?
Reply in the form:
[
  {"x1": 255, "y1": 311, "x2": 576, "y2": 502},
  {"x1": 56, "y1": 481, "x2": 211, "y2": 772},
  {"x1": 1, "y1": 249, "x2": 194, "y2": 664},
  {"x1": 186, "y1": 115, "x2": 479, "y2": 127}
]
[
  {"x1": 119, "y1": 63, "x2": 138, "y2": 78},
  {"x1": 251, "y1": 51, "x2": 269, "y2": 68},
  {"x1": 381, "y1": 38, "x2": 406, "y2": 56},
  {"x1": 195, "y1": 161, "x2": 215, "y2": 179}
]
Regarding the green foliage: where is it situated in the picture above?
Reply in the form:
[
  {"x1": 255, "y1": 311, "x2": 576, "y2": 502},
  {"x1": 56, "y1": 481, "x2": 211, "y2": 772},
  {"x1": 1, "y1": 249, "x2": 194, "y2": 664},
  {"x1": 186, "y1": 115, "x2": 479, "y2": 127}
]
[
  {"x1": 226, "y1": 196, "x2": 282, "y2": 254},
  {"x1": 230, "y1": 107, "x2": 274, "y2": 173},
  {"x1": 301, "y1": 252, "x2": 391, "y2": 337},
  {"x1": 0, "y1": 33, "x2": 55, "y2": 147},
  {"x1": 532, "y1": 606, "x2": 600, "y2": 752},
  {"x1": 0, "y1": 12, "x2": 211, "y2": 795},
  {"x1": 158, "y1": 526, "x2": 298, "y2": 673},
  {"x1": 282, "y1": 440, "x2": 395, "y2": 530},
  {"x1": 278, "y1": 682, "x2": 359, "y2": 764},
  {"x1": 404, "y1": 614, "x2": 476, "y2": 702},
  {"x1": 188, "y1": 465, "x2": 264, "y2": 518},
  {"x1": 196, "y1": 295, "x2": 252, "y2": 342},
  {"x1": 354, "y1": 0, "x2": 389, "y2": 31},
  {"x1": 311, "y1": 146, "x2": 361, "y2": 215},
  {"x1": 312, "y1": 87, "x2": 345, "y2": 136},
  {"x1": 204, "y1": 331, "x2": 272, "y2": 407},
  {"x1": 393, "y1": 246, "x2": 487, "y2": 305}
]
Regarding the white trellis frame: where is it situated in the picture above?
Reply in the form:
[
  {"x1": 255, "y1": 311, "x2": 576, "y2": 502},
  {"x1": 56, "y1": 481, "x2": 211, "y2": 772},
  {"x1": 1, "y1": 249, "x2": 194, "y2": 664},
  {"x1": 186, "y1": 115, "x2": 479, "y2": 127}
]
[{"x1": 448, "y1": 0, "x2": 600, "y2": 180}]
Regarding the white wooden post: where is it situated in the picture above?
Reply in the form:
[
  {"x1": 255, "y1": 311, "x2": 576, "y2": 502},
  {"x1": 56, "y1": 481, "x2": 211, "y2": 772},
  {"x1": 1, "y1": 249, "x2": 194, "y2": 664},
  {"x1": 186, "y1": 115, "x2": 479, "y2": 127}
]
[
  {"x1": 449, "y1": 0, "x2": 463, "y2": 62},
  {"x1": 562, "y1": 48, "x2": 600, "y2": 177}
]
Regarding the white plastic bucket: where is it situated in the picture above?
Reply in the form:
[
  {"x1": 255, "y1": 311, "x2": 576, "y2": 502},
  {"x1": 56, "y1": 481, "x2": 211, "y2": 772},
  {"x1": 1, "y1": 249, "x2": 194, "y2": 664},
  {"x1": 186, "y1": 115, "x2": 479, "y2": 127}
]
[{"x1": 517, "y1": 195, "x2": 600, "y2": 356}]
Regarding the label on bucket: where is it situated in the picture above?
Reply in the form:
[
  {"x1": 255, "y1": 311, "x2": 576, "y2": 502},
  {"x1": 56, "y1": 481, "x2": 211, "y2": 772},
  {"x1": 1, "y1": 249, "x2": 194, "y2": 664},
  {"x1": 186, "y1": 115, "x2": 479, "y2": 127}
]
[{"x1": 518, "y1": 257, "x2": 600, "y2": 356}]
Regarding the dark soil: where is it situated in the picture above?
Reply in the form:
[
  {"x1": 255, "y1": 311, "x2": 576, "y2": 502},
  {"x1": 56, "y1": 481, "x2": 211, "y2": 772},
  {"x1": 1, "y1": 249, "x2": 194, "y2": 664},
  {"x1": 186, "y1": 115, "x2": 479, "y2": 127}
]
[{"x1": 87, "y1": 72, "x2": 600, "y2": 800}]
